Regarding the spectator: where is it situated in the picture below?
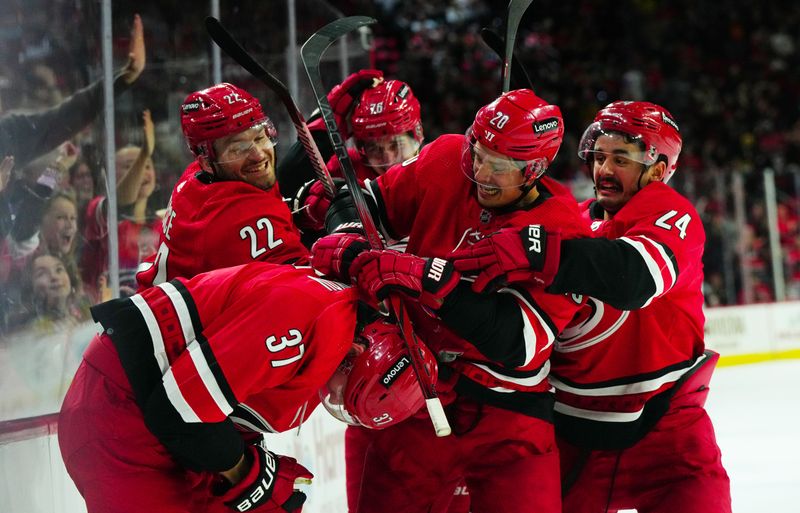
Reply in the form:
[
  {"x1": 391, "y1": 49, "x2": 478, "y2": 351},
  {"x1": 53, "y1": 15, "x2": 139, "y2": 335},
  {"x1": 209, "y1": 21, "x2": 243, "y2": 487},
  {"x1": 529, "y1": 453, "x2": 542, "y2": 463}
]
[
  {"x1": 7, "y1": 253, "x2": 89, "y2": 334},
  {"x1": 80, "y1": 110, "x2": 162, "y2": 299},
  {"x1": 0, "y1": 13, "x2": 144, "y2": 169}
]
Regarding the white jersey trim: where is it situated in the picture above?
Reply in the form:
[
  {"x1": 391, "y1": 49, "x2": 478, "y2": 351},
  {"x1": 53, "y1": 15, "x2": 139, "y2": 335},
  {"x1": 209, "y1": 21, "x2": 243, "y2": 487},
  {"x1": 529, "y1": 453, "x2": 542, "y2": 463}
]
[
  {"x1": 499, "y1": 287, "x2": 555, "y2": 366},
  {"x1": 472, "y1": 359, "x2": 550, "y2": 389},
  {"x1": 554, "y1": 401, "x2": 644, "y2": 423},
  {"x1": 186, "y1": 340, "x2": 234, "y2": 417},
  {"x1": 550, "y1": 353, "x2": 707, "y2": 397},
  {"x1": 618, "y1": 235, "x2": 676, "y2": 308},
  {"x1": 159, "y1": 281, "x2": 196, "y2": 346},
  {"x1": 130, "y1": 293, "x2": 169, "y2": 374},
  {"x1": 164, "y1": 368, "x2": 201, "y2": 423}
]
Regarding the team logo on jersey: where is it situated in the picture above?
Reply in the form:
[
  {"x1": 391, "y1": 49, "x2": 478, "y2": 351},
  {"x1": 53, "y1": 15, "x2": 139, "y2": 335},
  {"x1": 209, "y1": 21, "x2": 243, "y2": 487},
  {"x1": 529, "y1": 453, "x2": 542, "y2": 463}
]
[
  {"x1": 556, "y1": 297, "x2": 629, "y2": 352},
  {"x1": 480, "y1": 209, "x2": 492, "y2": 224}
]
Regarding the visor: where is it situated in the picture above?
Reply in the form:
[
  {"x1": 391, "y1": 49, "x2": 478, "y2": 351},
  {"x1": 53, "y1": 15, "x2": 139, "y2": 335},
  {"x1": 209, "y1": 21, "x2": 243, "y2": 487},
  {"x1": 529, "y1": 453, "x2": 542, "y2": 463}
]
[
  {"x1": 461, "y1": 128, "x2": 548, "y2": 189},
  {"x1": 356, "y1": 133, "x2": 420, "y2": 169},
  {"x1": 319, "y1": 342, "x2": 365, "y2": 426},
  {"x1": 215, "y1": 120, "x2": 278, "y2": 165},
  {"x1": 577, "y1": 122, "x2": 657, "y2": 167}
]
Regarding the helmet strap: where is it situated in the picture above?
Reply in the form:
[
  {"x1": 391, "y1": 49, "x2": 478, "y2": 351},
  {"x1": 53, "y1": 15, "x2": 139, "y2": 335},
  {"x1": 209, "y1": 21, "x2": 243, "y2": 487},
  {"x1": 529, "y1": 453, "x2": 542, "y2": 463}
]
[{"x1": 491, "y1": 178, "x2": 540, "y2": 215}]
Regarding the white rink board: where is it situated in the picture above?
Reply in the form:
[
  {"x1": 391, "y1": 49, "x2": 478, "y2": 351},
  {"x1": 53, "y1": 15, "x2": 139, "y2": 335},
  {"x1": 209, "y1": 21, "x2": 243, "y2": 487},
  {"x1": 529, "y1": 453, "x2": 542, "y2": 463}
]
[{"x1": 704, "y1": 301, "x2": 800, "y2": 356}]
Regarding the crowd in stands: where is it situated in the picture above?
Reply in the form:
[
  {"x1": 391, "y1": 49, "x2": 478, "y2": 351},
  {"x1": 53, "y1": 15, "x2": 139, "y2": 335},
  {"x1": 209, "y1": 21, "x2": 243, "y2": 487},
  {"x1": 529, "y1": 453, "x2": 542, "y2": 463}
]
[{"x1": 1, "y1": 0, "x2": 799, "y2": 348}]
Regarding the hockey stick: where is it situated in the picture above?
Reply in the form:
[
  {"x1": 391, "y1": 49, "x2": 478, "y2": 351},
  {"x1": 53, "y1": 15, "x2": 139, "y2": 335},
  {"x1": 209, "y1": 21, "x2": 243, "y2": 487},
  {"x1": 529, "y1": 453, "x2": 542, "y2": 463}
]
[
  {"x1": 301, "y1": 16, "x2": 452, "y2": 437},
  {"x1": 205, "y1": 16, "x2": 337, "y2": 198},
  {"x1": 480, "y1": 27, "x2": 533, "y2": 91},
  {"x1": 502, "y1": 0, "x2": 534, "y2": 93}
]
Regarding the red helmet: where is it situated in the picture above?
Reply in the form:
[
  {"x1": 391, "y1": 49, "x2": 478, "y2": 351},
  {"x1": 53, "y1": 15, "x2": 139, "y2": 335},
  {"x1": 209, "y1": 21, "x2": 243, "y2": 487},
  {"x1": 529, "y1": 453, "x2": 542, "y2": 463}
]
[
  {"x1": 465, "y1": 89, "x2": 564, "y2": 183},
  {"x1": 352, "y1": 80, "x2": 423, "y2": 143},
  {"x1": 180, "y1": 82, "x2": 276, "y2": 162},
  {"x1": 578, "y1": 101, "x2": 682, "y2": 183},
  {"x1": 320, "y1": 319, "x2": 437, "y2": 430}
]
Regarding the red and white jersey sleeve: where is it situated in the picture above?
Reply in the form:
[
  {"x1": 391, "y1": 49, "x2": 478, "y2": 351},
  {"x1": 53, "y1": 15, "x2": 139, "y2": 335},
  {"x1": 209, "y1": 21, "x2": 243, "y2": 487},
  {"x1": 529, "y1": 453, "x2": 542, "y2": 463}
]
[
  {"x1": 136, "y1": 162, "x2": 308, "y2": 289},
  {"x1": 586, "y1": 182, "x2": 704, "y2": 306},
  {"x1": 102, "y1": 263, "x2": 357, "y2": 433},
  {"x1": 551, "y1": 183, "x2": 707, "y2": 447}
]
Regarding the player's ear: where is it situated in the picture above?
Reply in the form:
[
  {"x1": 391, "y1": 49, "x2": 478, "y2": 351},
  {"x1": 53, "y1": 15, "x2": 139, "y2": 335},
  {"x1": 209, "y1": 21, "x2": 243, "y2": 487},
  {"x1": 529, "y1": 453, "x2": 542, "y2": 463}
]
[{"x1": 648, "y1": 160, "x2": 667, "y2": 183}]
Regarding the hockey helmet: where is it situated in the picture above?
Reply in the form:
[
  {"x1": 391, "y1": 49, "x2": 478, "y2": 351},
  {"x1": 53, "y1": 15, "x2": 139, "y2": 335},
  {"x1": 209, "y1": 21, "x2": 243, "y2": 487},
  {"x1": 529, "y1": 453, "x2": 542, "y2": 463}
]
[
  {"x1": 463, "y1": 89, "x2": 564, "y2": 188},
  {"x1": 180, "y1": 82, "x2": 277, "y2": 163},
  {"x1": 577, "y1": 101, "x2": 682, "y2": 183},
  {"x1": 320, "y1": 319, "x2": 437, "y2": 429},
  {"x1": 352, "y1": 80, "x2": 423, "y2": 168}
]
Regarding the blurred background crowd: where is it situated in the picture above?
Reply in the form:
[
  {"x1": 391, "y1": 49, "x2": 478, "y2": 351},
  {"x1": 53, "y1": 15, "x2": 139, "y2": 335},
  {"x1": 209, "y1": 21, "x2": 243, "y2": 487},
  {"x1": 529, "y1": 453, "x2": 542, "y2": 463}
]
[{"x1": 1, "y1": 0, "x2": 799, "y2": 416}]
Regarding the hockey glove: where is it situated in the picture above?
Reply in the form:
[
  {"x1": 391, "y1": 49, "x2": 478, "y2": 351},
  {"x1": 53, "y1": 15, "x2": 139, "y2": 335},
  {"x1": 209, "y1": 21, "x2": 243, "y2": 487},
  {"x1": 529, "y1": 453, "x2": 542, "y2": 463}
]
[
  {"x1": 310, "y1": 232, "x2": 370, "y2": 282},
  {"x1": 324, "y1": 187, "x2": 380, "y2": 235},
  {"x1": 308, "y1": 69, "x2": 384, "y2": 139},
  {"x1": 292, "y1": 178, "x2": 344, "y2": 232},
  {"x1": 449, "y1": 224, "x2": 561, "y2": 293},
  {"x1": 349, "y1": 250, "x2": 460, "y2": 310},
  {"x1": 220, "y1": 440, "x2": 313, "y2": 513}
]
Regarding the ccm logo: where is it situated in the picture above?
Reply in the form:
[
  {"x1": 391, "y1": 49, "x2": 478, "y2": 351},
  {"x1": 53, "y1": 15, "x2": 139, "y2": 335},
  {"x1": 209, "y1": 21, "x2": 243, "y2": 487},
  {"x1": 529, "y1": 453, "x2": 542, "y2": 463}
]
[
  {"x1": 527, "y1": 225, "x2": 543, "y2": 253},
  {"x1": 426, "y1": 258, "x2": 448, "y2": 282}
]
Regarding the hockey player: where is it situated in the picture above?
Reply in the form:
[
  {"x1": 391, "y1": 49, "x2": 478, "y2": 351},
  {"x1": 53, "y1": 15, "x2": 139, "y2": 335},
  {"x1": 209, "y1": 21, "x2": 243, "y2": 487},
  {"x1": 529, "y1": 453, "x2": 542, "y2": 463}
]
[
  {"x1": 136, "y1": 83, "x2": 308, "y2": 289},
  {"x1": 58, "y1": 262, "x2": 436, "y2": 513},
  {"x1": 450, "y1": 101, "x2": 731, "y2": 513},
  {"x1": 311, "y1": 89, "x2": 590, "y2": 513},
  {"x1": 283, "y1": 71, "x2": 471, "y2": 512},
  {"x1": 283, "y1": 72, "x2": 424, "y2": 236}
]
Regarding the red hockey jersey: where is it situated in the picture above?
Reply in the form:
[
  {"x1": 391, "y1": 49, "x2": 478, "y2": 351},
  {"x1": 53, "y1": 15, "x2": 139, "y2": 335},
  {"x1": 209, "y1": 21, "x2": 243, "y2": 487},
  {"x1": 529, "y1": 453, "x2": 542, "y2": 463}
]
[
  {"x1": 136, "y1": 161, "x2": 308, "y2": 289},
  {"x1": 370, "y1": 134, "x2": 589, "y2": 411},
  {"x1": 94, "y1": 263, "x2": 358, "y2": 434},
  {"x1": 550, "y1": 182, "x2": 707, "y2": 448}
]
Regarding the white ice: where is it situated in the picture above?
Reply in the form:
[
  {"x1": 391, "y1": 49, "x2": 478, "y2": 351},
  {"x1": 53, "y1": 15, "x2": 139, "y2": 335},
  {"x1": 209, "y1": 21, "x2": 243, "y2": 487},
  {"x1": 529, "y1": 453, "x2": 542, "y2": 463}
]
[{"x1": 704, "y1": 359, "x2": 800, "y2": 513}]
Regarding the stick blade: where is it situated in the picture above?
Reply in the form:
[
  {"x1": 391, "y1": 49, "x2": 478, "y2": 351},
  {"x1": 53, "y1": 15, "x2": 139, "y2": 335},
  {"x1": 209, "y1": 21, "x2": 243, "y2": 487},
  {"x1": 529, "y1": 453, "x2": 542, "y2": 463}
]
[
  {"x1": 502, "y1": 0, "x2": 534, "y2": 92},
  {"x1": 300, "y1": 16, "x2": 376, "y2": 64}
]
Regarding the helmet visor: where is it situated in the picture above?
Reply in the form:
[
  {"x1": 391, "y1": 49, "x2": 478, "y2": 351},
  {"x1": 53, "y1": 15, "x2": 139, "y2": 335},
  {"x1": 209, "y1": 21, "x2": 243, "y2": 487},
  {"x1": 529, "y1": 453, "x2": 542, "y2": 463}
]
[
  {"x1": 356, "y1": 133, "x2": 420, "y2": 169},
  {"x1": 461, "y1": 128, "x2": 548, "y2": 189},
  {"x1": 214, "y1": 120, "x2": 278, "y2": 165},
  {"x1": 577, "y1": 122, "x2": 657, "y2": 167},
  {"x1": 319, "y1": 343, "x2": 364, "y2": 427}
]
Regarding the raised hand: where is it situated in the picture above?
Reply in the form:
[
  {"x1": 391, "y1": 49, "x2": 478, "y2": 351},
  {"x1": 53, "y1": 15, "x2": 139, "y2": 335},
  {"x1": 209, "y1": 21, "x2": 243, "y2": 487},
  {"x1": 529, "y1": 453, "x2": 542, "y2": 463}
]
[{"x1": 121, "y1": 14, "x2": 145, "y2": 85}]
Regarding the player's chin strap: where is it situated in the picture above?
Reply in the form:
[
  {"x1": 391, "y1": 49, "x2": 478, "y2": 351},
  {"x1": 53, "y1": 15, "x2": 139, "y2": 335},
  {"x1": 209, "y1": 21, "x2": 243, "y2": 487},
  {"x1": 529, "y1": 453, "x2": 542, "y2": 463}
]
[{"x1": 494, "y1": 174, "x2": 543, "y2": 214}]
